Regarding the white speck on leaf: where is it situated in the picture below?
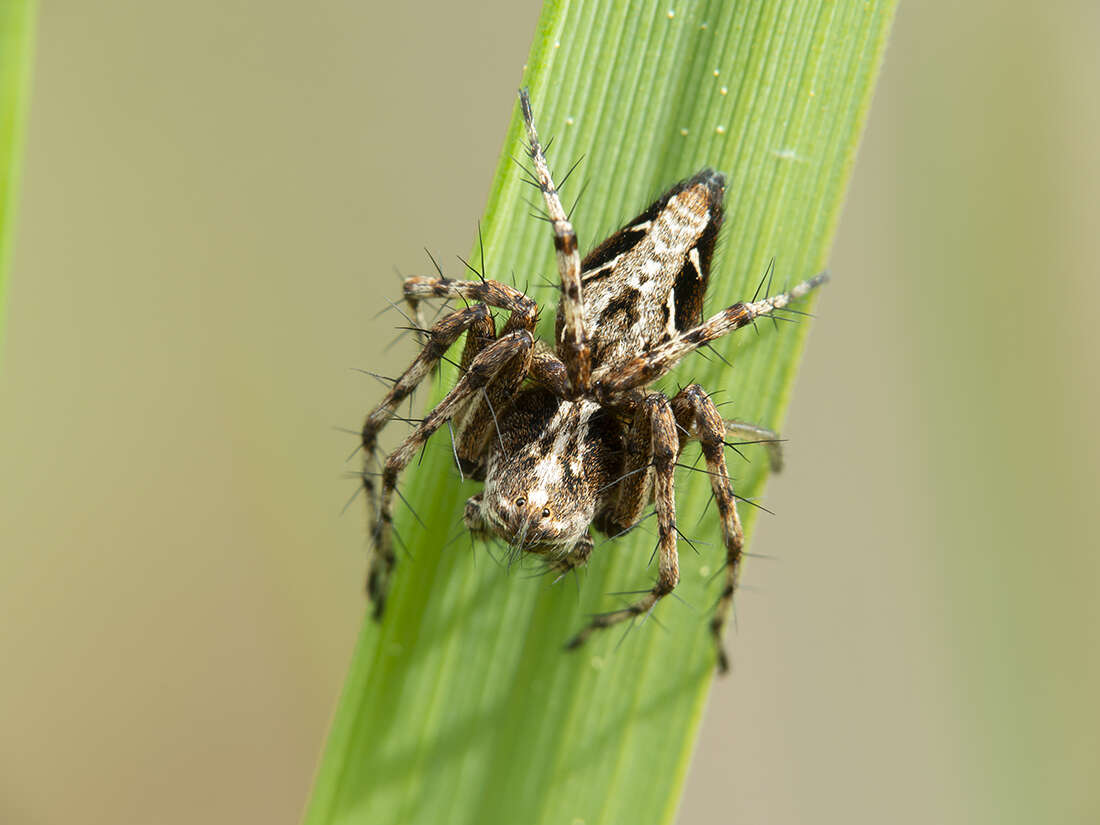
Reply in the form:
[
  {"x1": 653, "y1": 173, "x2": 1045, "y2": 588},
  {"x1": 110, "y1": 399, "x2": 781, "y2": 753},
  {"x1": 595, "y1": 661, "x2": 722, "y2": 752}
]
[{"x1": 772, "y1": 147, "x2": 807, "y2": 163}]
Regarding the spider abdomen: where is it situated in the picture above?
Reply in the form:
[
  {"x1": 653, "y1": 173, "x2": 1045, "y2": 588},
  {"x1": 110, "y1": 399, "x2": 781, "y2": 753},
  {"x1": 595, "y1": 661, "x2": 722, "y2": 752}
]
[{"x1": 561, "y1": 169, "x2": 725, "y2": 369}]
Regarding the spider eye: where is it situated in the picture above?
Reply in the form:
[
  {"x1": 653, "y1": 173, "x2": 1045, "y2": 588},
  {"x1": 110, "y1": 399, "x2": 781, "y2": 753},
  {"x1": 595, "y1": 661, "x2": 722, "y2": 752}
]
[
  {"x1": 541, "y1": 508, "x2": 551, "y2": 519},
  {"x1": 515, "y1": 497, "x2": 526, "y2": 508}
]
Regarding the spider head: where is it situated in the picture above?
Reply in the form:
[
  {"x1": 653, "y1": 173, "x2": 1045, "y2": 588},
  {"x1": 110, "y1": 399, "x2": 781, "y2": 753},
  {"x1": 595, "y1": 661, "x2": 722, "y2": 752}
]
[{"x1": 466, "y1": 460, "x2": 594, "y2": 552}]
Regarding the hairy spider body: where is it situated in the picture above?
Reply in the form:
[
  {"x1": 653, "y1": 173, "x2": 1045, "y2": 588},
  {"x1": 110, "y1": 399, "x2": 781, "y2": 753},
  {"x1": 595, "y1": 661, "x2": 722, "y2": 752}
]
[{"x1": 360, "y1": 90, "x2": 825, "y2": 671}]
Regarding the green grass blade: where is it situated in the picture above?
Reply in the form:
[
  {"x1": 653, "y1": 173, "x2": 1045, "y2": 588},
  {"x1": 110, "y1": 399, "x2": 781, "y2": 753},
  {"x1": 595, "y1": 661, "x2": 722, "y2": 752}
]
[
  {"x1": 305, "y1": 2, "x2": 894, "y2": 823},
  {"x1": 0, "y1": 0, "x2": 36, "y2": 361}
]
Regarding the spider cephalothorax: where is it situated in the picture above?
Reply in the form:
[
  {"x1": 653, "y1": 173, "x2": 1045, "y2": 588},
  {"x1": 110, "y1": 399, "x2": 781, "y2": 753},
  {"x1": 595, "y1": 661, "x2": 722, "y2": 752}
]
[{"x1": 360, "y1": 90, "x2": 825, "y2": 671}]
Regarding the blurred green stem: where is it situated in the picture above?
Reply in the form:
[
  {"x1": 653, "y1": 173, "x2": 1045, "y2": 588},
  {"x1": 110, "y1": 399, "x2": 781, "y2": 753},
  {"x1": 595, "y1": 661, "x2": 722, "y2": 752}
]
[{"x1": 0, "y1": 0, "x2": 35, "y2": 361}]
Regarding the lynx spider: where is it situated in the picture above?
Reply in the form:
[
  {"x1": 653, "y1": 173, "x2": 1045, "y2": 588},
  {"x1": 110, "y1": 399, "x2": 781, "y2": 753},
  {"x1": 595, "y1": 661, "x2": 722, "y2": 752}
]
[{"x1": 360, "y1": 90, "x2": 826, "y2": 671}]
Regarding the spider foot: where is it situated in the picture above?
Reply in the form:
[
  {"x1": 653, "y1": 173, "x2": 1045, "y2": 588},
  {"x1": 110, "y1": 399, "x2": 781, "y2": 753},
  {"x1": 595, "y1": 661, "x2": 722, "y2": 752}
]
[
  {"x1": 710, "y1": 614, "x2": 731, "y2": 674},
  {"x1": 366, "y1": 519, "x2": 396, "y2": 620},
  {"x1": 366, "y1": 550, "x2": 394, "y2": 621},
  {"x1": 564, "y1": 600, "x2": 654, "y2": 651}
]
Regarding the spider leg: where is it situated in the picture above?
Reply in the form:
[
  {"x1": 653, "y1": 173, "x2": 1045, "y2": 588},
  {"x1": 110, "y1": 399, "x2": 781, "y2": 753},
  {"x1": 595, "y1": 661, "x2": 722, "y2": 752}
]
[
  {"x1": 453, "y1": 341, "x2": 572, "y2": 480},
  {"x1": 363, "y1": 275, "x2": 540, "y2": 472},
  {"x1": 403, "y1": 274, "x2": 569, "y2": 473},
  {"x1": 597, "y1": 395, "x2": 661, "y2": 535},
  {"x1": 454, "y1": 321, "x2": 538, "y2": 478},
  {"x1": 671, "y1": 384, "x2": 748, "y2": 674},
  {"x1": 566, "y1": 394, "x2": 680, "y2": 649},
  {"x1": 403, "y1": 275, "x2": 538, "y2": 334},
  {"x1": 361, "y1": 301, "x2": 494, "y2": 479},
  {"x1": 361, "y1": 304, "x2": 492, "y2": 469},
  {"x1": 592, "y1": 270, "x2": 828, "y2": 397},
  {"x1": 449, "y1": 309, "x2": 498, "y2": 476},
  {"x1": 369, "y1": 329, "x2": 534, "y2": 617},
  {"x1": 457, "y1": 304, "x2": 498, "y2": 371},
  {"x1": 518, "y1": 90, "x2": 590, "y2": 396}
]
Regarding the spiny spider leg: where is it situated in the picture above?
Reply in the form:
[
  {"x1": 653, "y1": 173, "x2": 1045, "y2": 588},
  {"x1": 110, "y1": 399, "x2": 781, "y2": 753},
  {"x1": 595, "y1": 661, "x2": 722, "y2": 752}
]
[
  {"x1": 450, "y1": 303, "x2": 498, "y2": 475},
  {"x1": 401, "y1": 274, "x2": 543, "y2": 475},
  {"x1": 361, "y1": 303, "x2": 491, "y2": 470},
  {"x1": 363, "y1": 275, "x2": 542, "y2": 491},
  {"x1": 566, "y1": 394, "x2": 680, "y2": 649},
  {"x1": 453, "y1": 328, "x2": 545, "y2": 480},
  {"x1": 518, "y1": 89, "x2": 590, "y2": 396},
  {"x1": 360, "y1": 303, "x2": 492, "y2": 609},
  {"x1": 403, "y1": 275, "x2": 538, "y2": 333},
  {"x1": 368, "y1": 329, "x2": 534, "y2": 616},
  {"x1": 599, "y1": 395, "x2": 663, "y2": 533},
  {"x1": 592, "y1": 270, "x2": 829, "y2": 397},
  {"x1": 671, "y1": 384, "x2": 746, "y2": 674}
]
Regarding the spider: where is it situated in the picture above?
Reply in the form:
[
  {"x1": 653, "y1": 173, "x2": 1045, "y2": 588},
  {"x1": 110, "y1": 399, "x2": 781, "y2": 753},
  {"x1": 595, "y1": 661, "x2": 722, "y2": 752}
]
[{"x1": 360, "y1": 90, "x2": 826, "y2": 672}]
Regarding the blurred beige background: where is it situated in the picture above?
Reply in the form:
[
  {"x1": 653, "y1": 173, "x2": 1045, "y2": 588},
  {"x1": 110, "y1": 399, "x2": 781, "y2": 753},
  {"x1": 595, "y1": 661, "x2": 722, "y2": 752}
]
[{"x1": 2, "y1": 2, "x2": 1097, "y2": 824}]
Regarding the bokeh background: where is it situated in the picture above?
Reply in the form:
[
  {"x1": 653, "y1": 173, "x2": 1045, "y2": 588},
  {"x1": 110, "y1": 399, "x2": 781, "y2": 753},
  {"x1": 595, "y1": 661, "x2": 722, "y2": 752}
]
[{"x1": 2, "y1": 1, "x2": 1097, "y2": 824}]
